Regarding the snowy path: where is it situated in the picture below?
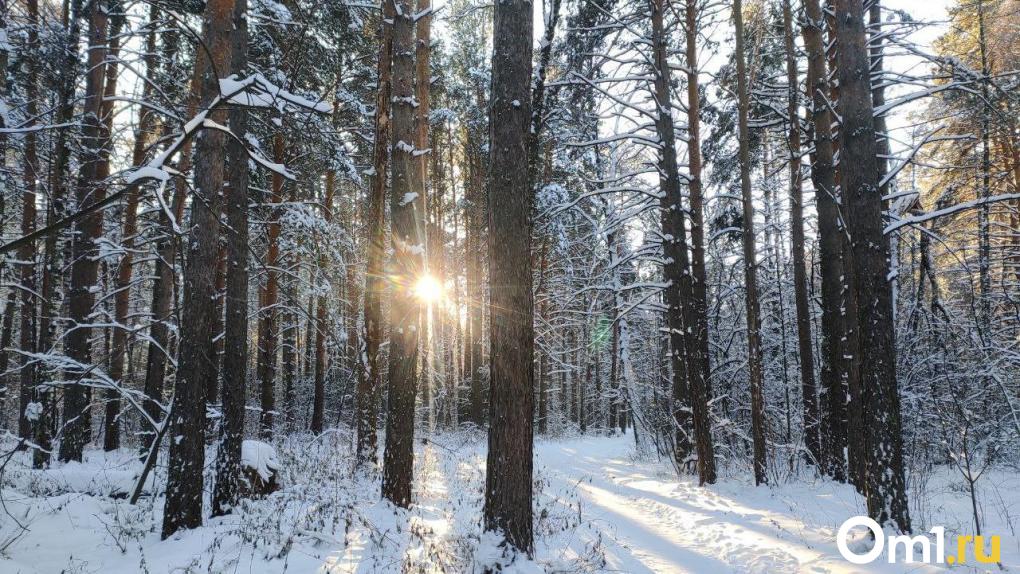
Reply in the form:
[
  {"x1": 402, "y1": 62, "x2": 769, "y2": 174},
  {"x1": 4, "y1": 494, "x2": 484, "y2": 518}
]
[{"x1": 534, "y1": 438, "x2": 945, "y2": 574}]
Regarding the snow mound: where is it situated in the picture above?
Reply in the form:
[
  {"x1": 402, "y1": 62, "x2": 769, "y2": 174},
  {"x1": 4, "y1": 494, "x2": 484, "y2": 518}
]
[{"x1": 241, "y1": 440, "x2": 280, "y2": 482}]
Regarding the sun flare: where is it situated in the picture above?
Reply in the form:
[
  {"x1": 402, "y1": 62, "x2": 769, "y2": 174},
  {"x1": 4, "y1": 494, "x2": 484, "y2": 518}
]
[{"x1": 413, "y1": 274, "x2": 444, "y2": 303}]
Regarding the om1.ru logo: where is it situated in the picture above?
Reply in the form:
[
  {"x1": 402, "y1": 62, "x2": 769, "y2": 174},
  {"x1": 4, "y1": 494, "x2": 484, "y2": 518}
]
[{"x1": 837, "y1": 516, "x2": 1001, "y2": 565}]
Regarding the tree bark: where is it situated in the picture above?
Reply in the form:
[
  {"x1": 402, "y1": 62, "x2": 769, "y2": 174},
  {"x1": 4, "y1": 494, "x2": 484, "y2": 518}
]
[
  {"x1": 140, "y1": 25, "x2": 190, "y2": 458},
  {"x1": 782, "y1": 0, "x2": 821, "y2": 465},
  {"x1": 59, "y1": 0, "x2": 111, "y2": 462},
  {"x1": 682, "y1": 0, "x2": 717, "y2": 485},
  {"x1": 650, "y1": 0, "x2": 708, "y2": 478},
  {"x1": 0, "y1": 0, "x2": 12, "y2": 425},
  {"x1": 212, "y1": 0, "x2": 248, "y2": 518},
  {"x1": 831, "y1": 0, "x2": 910, "y2": 532},
  {"x1": 310, "y1": 173, "x2": 334, "y2": 434},
  {"x1": 357, "y1": 0, "x2": 394, "y2": 468},
  {"x1": 483, "y1": 0, "x2": 535, "y2": 553},
  {"x1": 732, "y1": 0, "x2": 768, "y2": 486},
  {"x1": 381, "y1": 0, "x2": 424, "y2": 508},
  {"x1": 257, "y1": 133, "x2": 285, "y2": 438},
  {"x1": 802, "y1": 0, "x2": 849, "y2": 482},
  {"x1": 162, "y1": 0, "x2": 234, "y2": 538},
  {"x1": 37, "y1": 0, "x2": 83, "y2": 464},
  {"x1": 17, "y1": 0, "x2": 40, "y2": 447},
  {"x1": 101, "y1": 12, "x2": 127, "y2": 452},
  {"x1": 281, "y1": 209, "x2": 299, "y2": 429},
  {"x1": 466, "y1": 142, "x2": 486, "y2": 426}
]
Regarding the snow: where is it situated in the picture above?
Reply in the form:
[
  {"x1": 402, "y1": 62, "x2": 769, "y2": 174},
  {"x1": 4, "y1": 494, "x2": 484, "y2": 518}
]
[
  {"x1": 1, "y1": 433, "x2": 1017, "y2": 573},
  {"x1": 241, "y1": 440, "x2": 281, "y2": 482},
  {"x1": 124, "y1": 166, "x2": 171, "y2": 184}
]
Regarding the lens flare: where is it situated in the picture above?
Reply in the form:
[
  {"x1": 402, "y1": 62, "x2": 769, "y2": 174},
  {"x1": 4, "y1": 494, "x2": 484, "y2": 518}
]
[{"x1": 413, "y1": 274, "x2": 443, "y2": 303}]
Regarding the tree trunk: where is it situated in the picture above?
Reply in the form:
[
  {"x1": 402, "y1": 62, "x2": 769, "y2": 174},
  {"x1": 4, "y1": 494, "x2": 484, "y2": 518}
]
[
  {"x1": 0, "y1": 0, "x2": 11, "y2": 426},
  {"x1": 212, "y1": 0, "x2": 248, "y2": 518},
  {"x1": 17, "y1": 0, "x2": 40, "y2": 447},
  {"x1": 208, "y1": 241, "x2": 227, "y2": 412},
  {"x1": 281, "y1": 219, "x2": 299, "y2": 428},
  {"x1": 975, "y1": 0, "x2": 992, "y2": 326},
  {"x1": 381, "y1": 0, "x2": 425, "y2": 508},
  {"x1": 826, "y1": 0, "x2": 867, "y2": 490},
  {"x1": 35, "y1": 0, "x2": 82, "y2": 468},
  {"x1": 415, "y1": 0, "x2": 433, "y2": 428},
  {"x1": 682, "y1": 0, "x2": 717, "y2": 485},
  {"x1": 483, "y1": 0, "x2": 534, "y2": 554},
  {"x1": 732, "y1": 0, "x2": 768, "y2": 486},
  {"x1": 101, "y1": 12, "x2": 127, "y2": 452},
  {"x1": 528, "y1": 0, "x2": 561, "y2": 177},
  {"x1": 357, "y1": 0, "x2": 394, "y2": 468},
  {"x1": 831, "y1": 0, "x2": 910, "y2": 532},
  {"x1": 311, "y1": 172, "x2": 334, "y2": 434},
  {"x1": 650, "y1": 0, "x2": 702, "y2": 477},
  {"x1": 257, "y1": 133, "x2": 285, "y2": 438},
  {"x1": 466, "y1": 144, "x2": 486, "y2": 426},
  {"x1": 140, "y1": 25, "x2": 190, "y2": 458},
  {"x1": 802, "y1": 0, "x2": 849, "y2": 482},
  {"x1": 782, "y1": 0, "x2": 820, "y2": 465},
  {"x1": 162, "y1": 0, "x2": 234, "y2": 539},
  {"x1": 536, "y1": 243, "x2": 549, "y2": 435},
  {"x1": 59, "y1": 0, "x2": 111, "y2": 462}
]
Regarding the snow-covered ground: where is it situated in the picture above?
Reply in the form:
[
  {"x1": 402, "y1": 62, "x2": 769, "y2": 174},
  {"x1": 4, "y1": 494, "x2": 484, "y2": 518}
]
[{"x1": 1, "y1": 431, "x2": 1016, "y2": 573}]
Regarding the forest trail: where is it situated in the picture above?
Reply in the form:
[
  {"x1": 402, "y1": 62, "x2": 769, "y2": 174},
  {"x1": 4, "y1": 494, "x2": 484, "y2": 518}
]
[{"x1": 533, "y1": 438, "x2": 944, "y2": 574}]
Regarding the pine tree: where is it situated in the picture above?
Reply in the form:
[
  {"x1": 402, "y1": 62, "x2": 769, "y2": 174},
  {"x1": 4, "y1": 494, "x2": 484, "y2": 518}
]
[
  {"x1": 732, "y1": 0, "x2": 768, "y2": 486},
  {"x1": 59, "y1": 0, "x2": 112, "y2": 463},
  {"x1": 381, "y1": 0, "x2": 425, "y2": 508},
  {"x1": 483, "y1": 0, "x2": 535, "y2": 554},
  {"x1": 162, "y1": 0, "x2": 235, "y2": 538},
  {"x1": 212, "y1": 0, "x2": 249, "y2": 518},
  {"x1": 357, "y1": 0, "x2": 394, "y2": 469},
  {"x1": 831, "y1": 0, "x2": 910, "y2": 532}
]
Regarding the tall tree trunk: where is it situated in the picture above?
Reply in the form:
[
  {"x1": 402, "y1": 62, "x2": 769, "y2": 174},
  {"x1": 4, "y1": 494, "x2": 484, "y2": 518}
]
[
  {"x1": 975, "y1": 0, "x2": 992, "y2": 327},
  {"x1": 59, "y1": 0, "x2": 111, "y2": 462},
  {"x1": 212, "y1": 0, "x2": 248, "y2": 517},
  {"x1": 802, "y1": 0, "x2": 848, "y2": 482},
  {"x1": 0, "y1": 0, "x2": 12, "y2": 425},
  {"x1": 101, "y1": 11, "x2": 126, "y2": 452},
  {"x1": 535, "y1": 242, "x2": 549, "y2": 435},
  {"x1": 682, "y1": 0, "x2": 717, "y2": 485},
  {"x1": 207, "y1": 242, "x2": 227, "y2": 413},
  {"x1": 484, "y1": 0, "x2": 534, "y2": 554},
  {"x1": 35, "y1": 0, "x2": 81, "y2": 467},
  {"x1": 826, "y1": 0, "x2": 866, "y2": 490},
  {"x1": 17, "y1": 0, "x2": 40, "y2": 447},
  {"x1": 429, "y1": 123, "x2": 449, "y2": 426},
  {"x1": 139, "y1": 25, "x2": 190, "y2": 458},
  {"x1": 381, "y1": 0, "x2": 424, "y2": 508},
  {"x1": 357, "y1": 0, "x2": 394, "y2": 468},
  {"x1": 257, "y1": 133, "x2": 285, "y2": 438},
  {"x1": 311, "y1": 171, "x2": 334, "y2": 434},
  {"x1": 281, "y1": 209, "x2": 299, "y2": 428},
  {"x1": 162, "y1": 0, "x2": 234, "y2": 538},
  {"x1": 650, "y1": 0, "x2": 708, "y2": 479},
  {"x1": 415, "y1": 0, "x2": 433, "y2": 428},
  {"x1": 732, "y1": 0, "x2": 768, "y2": 486},
  {"x1": 466, "y1": 143, "x2": 486, "y2": 426},
  {"x1": 783, "y1": 0, "x2": 820, "y2": 465},
  {"x1": 832, "y1": 0, "x2": 910, "y2": 532}
]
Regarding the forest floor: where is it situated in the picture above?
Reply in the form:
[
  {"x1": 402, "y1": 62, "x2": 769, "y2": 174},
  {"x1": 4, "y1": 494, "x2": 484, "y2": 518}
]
[{"x1": 0, "y1": 430, "x2": 1017, "y2": 573}]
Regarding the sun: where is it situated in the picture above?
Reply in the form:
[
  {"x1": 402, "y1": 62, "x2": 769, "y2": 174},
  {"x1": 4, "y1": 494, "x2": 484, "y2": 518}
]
[{"x1": 413, "y1": 274, "x2": 444, "y2": 303}]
